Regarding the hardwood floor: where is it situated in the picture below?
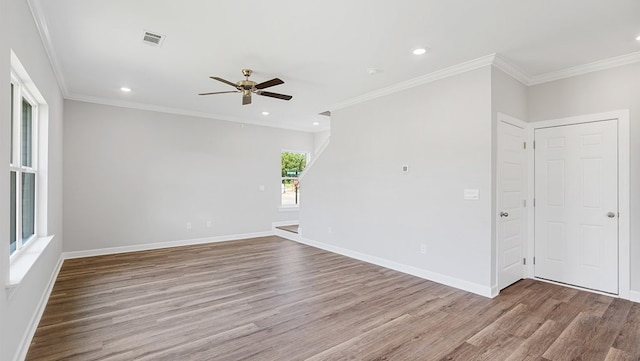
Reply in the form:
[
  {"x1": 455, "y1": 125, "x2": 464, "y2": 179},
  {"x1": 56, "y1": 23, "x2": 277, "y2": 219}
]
[{"x1": 26, "y1": 236, "x2": 640, "y2": 361}]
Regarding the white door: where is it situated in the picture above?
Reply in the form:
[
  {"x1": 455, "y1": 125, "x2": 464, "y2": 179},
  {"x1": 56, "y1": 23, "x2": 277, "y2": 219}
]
[
  {"x1": 497, "y1": 121, "x2": 527, "y2": 290},
  {"x1": 534, "y1": 120, "x2": 618, "y2": 294}
]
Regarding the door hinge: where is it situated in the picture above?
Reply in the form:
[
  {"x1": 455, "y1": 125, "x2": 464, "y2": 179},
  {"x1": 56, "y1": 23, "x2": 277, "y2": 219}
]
[
  {"x1": 533, "y1": 257, "x2": 536, "y2": 265},
  {"x1": 523, "y1": 141, "x2": 527, "y2": 150},
  {"x1": 523, "y1": 199, "x2": 527, "y2": 207},
  {"x1": 523, "y1": 258, "x2": 526, "y2": 265},
  {"x1": 533, "y1": 198, "x2": 536, "y2": 207}
]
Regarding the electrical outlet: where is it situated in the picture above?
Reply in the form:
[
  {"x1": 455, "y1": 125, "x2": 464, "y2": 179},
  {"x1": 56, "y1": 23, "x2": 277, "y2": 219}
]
[
  {"x1": 206, "y1": 221, "x2": 212, "y2": 228},
  {"x1": 420, "y1": 243, "x2": 427, "y2": 254},
  {"x1": 186, "y1": 222, "x2": 192, "y2": 230},
  {"x1": 328, "y1": 226, "x2": 332, "y2": 234}
]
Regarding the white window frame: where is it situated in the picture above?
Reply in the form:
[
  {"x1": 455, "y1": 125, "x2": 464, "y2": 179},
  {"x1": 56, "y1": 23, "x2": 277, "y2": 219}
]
[
  {"x1": 9, "y1": 70, "x2": 39, "y2": 259},
  {"x1": 6, "y1": 50, "x2": 53, "y2": 290},
  {"x1": 280, "y1": 150, "x2": 309, "y2": 209}
]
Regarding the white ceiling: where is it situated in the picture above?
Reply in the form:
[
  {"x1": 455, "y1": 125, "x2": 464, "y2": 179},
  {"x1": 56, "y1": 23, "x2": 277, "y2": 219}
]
[{"x1": 30, "y1": 0, "x2": 640, "y2": 132}]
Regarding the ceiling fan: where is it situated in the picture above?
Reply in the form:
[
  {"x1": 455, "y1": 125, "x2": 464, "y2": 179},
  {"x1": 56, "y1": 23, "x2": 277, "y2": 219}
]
[{"x1": 199, "y1": 69, "x2": 293, "y2": 105}]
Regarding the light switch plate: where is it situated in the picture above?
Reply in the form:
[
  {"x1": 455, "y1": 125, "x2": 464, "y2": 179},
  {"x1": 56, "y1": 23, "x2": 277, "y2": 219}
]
[{"x1": 464, "y1": 189, "x2": 480, "y2": 200}]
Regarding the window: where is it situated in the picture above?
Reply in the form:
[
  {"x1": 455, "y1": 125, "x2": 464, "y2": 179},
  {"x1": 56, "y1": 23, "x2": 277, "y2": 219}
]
[
  {"x1": 281, "y1": 151, "x2": 307, "y2": 207},
  {"x1": 9, "y1": 73, "x2": 38, "y2": 256}
]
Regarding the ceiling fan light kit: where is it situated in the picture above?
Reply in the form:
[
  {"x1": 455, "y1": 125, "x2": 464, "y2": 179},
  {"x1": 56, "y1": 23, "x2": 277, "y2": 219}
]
[{"x1": 199, "y1": 68, "x2": 293, "y2": 105}]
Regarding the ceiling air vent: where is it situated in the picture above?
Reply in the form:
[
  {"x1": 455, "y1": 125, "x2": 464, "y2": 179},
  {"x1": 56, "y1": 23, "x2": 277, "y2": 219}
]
[
  {"x1": 319, "y1": 111, "x2": 331, "y2": 117},
  {"x1": 142, "y1": 31, "x2": 165, "y2": 47}
]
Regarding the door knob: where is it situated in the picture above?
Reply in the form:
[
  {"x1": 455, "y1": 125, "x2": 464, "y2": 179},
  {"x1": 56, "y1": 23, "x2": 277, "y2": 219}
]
[
  {"x1": 607, "y1": 212, "x2": 616, "y2": 218},
  {"x1": 500, "y1": 212, "x2": 509, "y2": 218}
]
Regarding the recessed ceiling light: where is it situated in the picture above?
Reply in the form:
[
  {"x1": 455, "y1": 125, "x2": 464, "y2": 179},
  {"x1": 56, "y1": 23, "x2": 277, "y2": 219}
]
[
  {"x1": 636, "y1": 34, "x2": 640, "y2": 41},
  {"x1": 120, "y1": 87, "x2": 131, "y2": 92},
  {"x1": 412, "y1": 48, "x2": 427, "y2": 55},
  {"x1": 312, "y1": 122, "x2": 320, "y2": 126},
  {"x1": 262, "y1": 111, "x2": 269, "y2": 116}
]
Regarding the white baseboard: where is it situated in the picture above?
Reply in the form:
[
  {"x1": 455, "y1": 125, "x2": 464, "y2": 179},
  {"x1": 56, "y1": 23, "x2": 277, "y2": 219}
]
[
  {"x1": 271, "y1": 220, "x2": 299, "y2": 228},
  {"x1": 62, "y1": 231, "x2": 272, "y2": 259},
  {"x1": 273, "y1": 228, "x2": 301, "y2": 242},
  {"x1": 630, "y1": 290, "x2": 640, "y2": 303},
  {"x1": 298, "y1": 237, "x2": 494, "y2": 298},
  {"x1": 13, "y1": 256, "x2": 64, "y2": 361}
]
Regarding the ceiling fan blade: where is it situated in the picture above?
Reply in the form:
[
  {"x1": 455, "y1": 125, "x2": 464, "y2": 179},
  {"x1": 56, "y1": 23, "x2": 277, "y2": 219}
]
[
  {"x1": 258, "y1": 91, "x2": 293, "y2": 101},
  {"x1": 242, "y1": 94, "x2": 252, "y2": 105},
  {"x1": 211, "y1": 77, "x2": 238, "y2": 88},
  {"x1": 199, "y1": 90, "x2": 240, "y2": 95},
  {"x1": 255, "y1": 78, "x2": 284, "y2": 89}
]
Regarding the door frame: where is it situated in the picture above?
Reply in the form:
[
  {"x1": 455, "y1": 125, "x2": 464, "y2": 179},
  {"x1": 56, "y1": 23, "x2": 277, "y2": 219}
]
[
  {"x1": 496, "y1": 113, "x2": 528, "y2": 291},
  {"x1": 525, "y1": 109, "x2": 630, "y2": 299}
]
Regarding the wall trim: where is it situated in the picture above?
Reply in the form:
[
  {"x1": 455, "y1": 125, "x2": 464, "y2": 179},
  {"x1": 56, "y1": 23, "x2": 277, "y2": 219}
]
[
  {"x1": 62, "y1": 232, "x2": 272, "y2": 259},
  {"x1": 271, "y1": 220, "x2": 299, "y2": 228},
  {"x1": 26, "y1": 0, "x2": 69, "y2": 96},
  {"x1": 13, "y1": 256, "x2": 63, "y2": 361},
  {"x1": 492, "y1": 55, "x2": 531, "y2": 85},
  {"x1": 529, "y1": 51, "x2": 640, "y2": 85},
  {"x1": 274, "y1": 228, "x2": 301, "y2": 242},
  {"x1": 328, "y1": 51, "x2": 640, "y2": 112},
  {"x1": 25, "y1": 0, "x2": 640, "y2": 122},
  {"x1": 7, "y1": 236, "x2": 55, "y2": 289},
  {"x1": 65, "y1": 94, "x2": 317, "y2": 133},
  {"x1": 298, "y1": 237, "x2": 494, "y2": 298},
  {"x1": 329, "y1": 54, "x2": 497, "y2": 111},
  {"x1": 630, "y1": 291, "x2": 640, "y2": 303},
  {"x1": 53, "y1": 51, "x2": 640, "y2": 129}
]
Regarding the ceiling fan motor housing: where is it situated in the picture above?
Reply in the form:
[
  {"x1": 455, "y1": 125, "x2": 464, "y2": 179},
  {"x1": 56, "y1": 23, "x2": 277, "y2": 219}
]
[{"x1": 238, "y1": 80, "x2": 257, "y2": 90}]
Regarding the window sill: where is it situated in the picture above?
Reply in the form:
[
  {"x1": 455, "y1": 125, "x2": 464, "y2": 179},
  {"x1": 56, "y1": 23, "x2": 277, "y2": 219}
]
[
  {"x1": 279, "y1": 206, "x2": 300, "y2": 212},
  {"x1": 7, "y1": 235, "x2": 55, "y2": 290}
]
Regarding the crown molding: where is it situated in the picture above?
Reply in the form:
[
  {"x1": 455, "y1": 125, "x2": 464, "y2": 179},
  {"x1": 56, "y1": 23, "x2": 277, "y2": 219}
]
[
  {"x1": 529, "y1": 51, "x2": 640, "y2": 85},
  {"x1": 27, "y1": 0, "x2": 640, "y2": 123},
  {"x1": 27, "y1": 0, "x2": 69, "y2": 97},
  {"x1": 329, "y1": 54, "x2": 497, "y2": 111},
  {"x1": 492, "y1": 54, "x2": 531, "y2": 85},
  {"x1": 329, "y1": 50, "x2": 640, "y2": 112},
  {"x1": 65, "y1": 93, "x2": 320, "y2": 133}
]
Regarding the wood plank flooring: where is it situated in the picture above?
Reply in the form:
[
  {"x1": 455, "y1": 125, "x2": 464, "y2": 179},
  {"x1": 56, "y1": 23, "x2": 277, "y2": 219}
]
[{"x1": 26, "y1": 236, "x2": 640, "y2": 361}]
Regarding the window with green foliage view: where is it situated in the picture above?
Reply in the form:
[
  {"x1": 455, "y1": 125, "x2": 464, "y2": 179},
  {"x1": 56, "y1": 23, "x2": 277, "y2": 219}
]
[{"x1": 281, "y1": 151, "x2": 307, "y2": 206}]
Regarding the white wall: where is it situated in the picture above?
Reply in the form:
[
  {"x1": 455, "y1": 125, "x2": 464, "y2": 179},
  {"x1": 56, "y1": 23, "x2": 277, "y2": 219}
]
[
  {"x1": 0, "y1": 0, "x2": 64, "y2": 360},
  {"x1": 300, "y1": 67, "x2": 495, "y2": 295},
  {"x1": 0, "y1": 1, "x2": 8, "y2": 355},
  {"x1": 528, "y1": 63, "x2": 640, "y2": 293},
  {"x1": 491, "y1": 67, "x2": 528, "y2": 122},
  {"x1": 63, "y1": 100, "x2": 314, "y2": 253},
  {"x1": 313, "y1": 129, "x2": 330, "y2": 154}
]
